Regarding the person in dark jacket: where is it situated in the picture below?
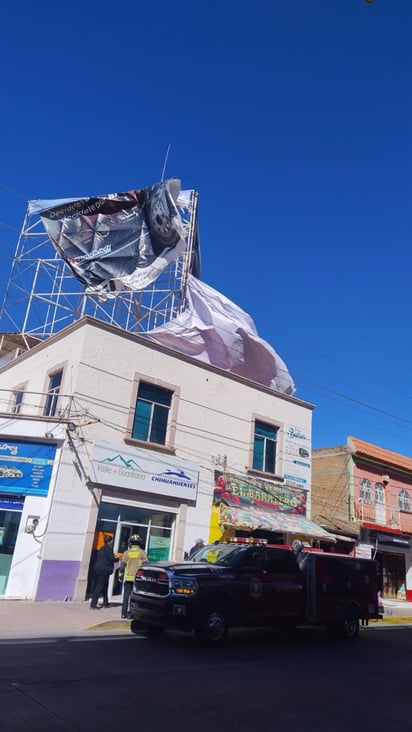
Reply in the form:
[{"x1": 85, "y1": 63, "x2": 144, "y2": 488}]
[
  {"x1": 90, "y1": 535, "x2": 116, "y2": 609},
  {"x1": 188, "y1": 538, "x2": 205, "y2": 559}
]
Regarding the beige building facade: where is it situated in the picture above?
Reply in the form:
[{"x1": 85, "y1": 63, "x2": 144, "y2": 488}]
[{"x1": 0, "y1": 317, "x2": 314, "y2": 601}]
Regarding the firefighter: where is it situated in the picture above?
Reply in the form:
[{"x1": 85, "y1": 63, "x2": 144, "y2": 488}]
[{"x1": 119, "y1": 534, "x2": 148, "y2": 619}]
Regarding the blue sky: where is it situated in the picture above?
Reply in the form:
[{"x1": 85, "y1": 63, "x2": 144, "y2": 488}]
[{"x1": 0, "y1": 0, "x2": 411, "y2": 454}]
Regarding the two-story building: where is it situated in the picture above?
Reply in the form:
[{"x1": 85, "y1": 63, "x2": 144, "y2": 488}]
[
  {"x1": 0, "y1": 316, "x2": 330, "y2": 602},
  {"x1": 312, "y1": 437, "x2": 412, "y2": 601}
]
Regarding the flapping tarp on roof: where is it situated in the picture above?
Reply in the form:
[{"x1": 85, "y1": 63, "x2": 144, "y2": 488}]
[
  {"x1": 147, "y1": 274, "x2": 296, "y2": 395},
  {"x1": 35, "y1": 179, "x2": 188, "y2": 296}
]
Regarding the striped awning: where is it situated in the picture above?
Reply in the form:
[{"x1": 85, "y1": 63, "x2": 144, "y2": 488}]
[{"x1": 219, "y1": 503, "x2": 335, "y2": 540}]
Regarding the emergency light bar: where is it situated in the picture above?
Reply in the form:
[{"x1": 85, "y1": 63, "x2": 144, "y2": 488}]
[{"x1": 223, "y1": 537, "x2": 268, "y2": 545}]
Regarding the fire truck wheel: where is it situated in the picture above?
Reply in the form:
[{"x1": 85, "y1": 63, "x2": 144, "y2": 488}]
[
  {"x1": 195, "y1": 606, "x2": 229, "y2": 645},
  {"x1": 328, "y1": 608, "x2": 360, "y2": 641},
  {"x1": 130, "y1": 619, "x2": 144, "y2": 635}
]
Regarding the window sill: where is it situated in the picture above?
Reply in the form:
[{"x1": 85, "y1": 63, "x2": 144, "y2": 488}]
[
  {"x1": 246, "y1": 468, "x2": 284, "y2": 482},
  {"x1": 124, "y1": 437, "x2": 176, "y2": 456}
]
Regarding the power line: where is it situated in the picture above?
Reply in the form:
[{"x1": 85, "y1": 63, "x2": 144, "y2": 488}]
[{"x1": 0, "y1": 182, "x2": 28, "y2": 201}]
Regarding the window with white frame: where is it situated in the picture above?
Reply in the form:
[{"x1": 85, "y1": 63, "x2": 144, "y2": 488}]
[
  {"x1": 252, "y1": 420, "x2": 278, "y2": 474},
  {"x1": 398, "y1": 489, "x2": 410, "y2": 512},
  {"x1": 132, "y1": 381, "x2": 173, "y2": 445},
  {"x1": 375, "y1": 482, "x2": 385, "y2": 503},
  {"x1": 359, "y1": 478, "x2": 372, "y2": 503},
  {"x1": 43, "y1": 370, "x2": 63, "y2": 417}
]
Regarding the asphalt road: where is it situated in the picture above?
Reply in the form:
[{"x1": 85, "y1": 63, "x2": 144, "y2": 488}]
[{"x1": 1, "y1": 625, "x2": 411, "y2": 731}]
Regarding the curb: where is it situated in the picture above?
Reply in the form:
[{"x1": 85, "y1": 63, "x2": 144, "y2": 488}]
[
  {"x1": 84, "y1": 619, "x2": 132, "y2": 631},
  {"x1": 82, "y1": 617, "x2": 412, "y2": 632},
  {"x1": 376, "y1": 617, "x2": 412, "y2": 625}
]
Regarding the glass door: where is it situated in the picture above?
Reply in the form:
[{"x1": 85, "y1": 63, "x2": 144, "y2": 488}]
[
  {"x1": 109, "y1": 523, "x2": 148, "y2": 601},
  {"x1": 0, "y1": 509, "x2": 22, "y2": 594}
]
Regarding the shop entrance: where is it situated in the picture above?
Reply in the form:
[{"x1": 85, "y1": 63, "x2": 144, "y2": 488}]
[
  {"x1": 377, "y1": 551, "x2": 406, "y2": 599},
  {"x1": 86, "y1": 501, "x2": 176, "y2": 604},
  {"x1": 110, "y1": 523, "x2": 148, "y2": 601},
  {"x1": 0, "y1": 507, "x2": 22, "y2": 594}
]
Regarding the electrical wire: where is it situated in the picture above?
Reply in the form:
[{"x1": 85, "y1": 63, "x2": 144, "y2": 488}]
[{"x1": 2, "y1": 190, "x2": 412, "y2": 454}]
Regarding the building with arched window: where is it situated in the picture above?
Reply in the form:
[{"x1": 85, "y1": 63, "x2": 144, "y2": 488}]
[{"x1": 312, "y1": 437, "x2": 412, "y2": 601}]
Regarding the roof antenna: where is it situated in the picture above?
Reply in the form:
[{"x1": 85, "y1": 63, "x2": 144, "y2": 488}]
[{"x1": 161, "y1": 143, "x2": 171, "y2": 182}]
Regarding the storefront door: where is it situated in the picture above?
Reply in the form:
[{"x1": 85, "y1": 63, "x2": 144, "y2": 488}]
[
  {"x1": 110, "y1": 523, "x2": 148, "y2": 601},
  {"x1": 86, "y1": 501, "x2": 176, "y2": 603},
  {"x1": 0, "y1": 508, "x2": 22, "y2": 594},
  {"x1": 378, "y1": 551, "x2": 406, "y2": 599}
]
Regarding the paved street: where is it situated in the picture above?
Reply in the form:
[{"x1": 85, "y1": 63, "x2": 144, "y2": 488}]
[
  {"x1": 0, "y1": 595, "x2": 411, "y2": 638},
  {"x1": 1, "y1": 624, "x2": 411, "y2": 731}
]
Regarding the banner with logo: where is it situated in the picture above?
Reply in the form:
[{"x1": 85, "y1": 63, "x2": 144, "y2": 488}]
[
  {"x1": 36, "y1": 179, "x2": 188, "y2": 296},
  {"x1": 0, "y1": 440, "x2": 56, "y2": 497},
  {"x1": 90, "y1": 441, "x2": 199, "y2": 501}
]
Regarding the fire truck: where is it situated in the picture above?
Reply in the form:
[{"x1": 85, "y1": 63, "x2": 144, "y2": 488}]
[{"x1": 128, "y1": 538, "x2": 381, "y2": 644}]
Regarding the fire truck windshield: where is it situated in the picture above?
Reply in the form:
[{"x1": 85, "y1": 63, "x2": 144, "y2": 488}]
[{"x1": 190, "y1": 543, "x2": 249, "y2": 566}]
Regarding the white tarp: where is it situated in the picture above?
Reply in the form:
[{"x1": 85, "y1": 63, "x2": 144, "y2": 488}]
[{"x1": 146, "y1": 275, "x2": 295, "y2": 395}]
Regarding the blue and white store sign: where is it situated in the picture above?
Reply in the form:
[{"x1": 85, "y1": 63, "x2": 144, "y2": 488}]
[
  {"x1": 283, "y1": 425, "x2": 311, "y2": 490},
  {"x1": 0, "y1": 440, "x2": 57, "y2": 497},
  {"x1": 91, "y1": 441, "x2": 199, "y2": 501}
]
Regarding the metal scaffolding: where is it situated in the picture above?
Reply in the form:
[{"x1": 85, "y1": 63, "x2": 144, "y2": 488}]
[{"x1": 0, "y1": 189, "x2": 199, "y2": 351}]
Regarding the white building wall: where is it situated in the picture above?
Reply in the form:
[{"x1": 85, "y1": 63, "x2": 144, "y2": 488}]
[{"x1": 0, "y1": 317, "x2": 313, "y2": 600}]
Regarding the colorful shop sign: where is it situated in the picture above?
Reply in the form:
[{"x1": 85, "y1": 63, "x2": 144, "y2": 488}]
[
  {"x1": 0, "y1": 440, "x2": 56, "y2": 497},
  {"x1": 214, "y1": 471, "x2": 307, "y2": 516}
]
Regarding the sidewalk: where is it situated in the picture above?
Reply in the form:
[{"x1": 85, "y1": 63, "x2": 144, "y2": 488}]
[
  {"x1": 378, "y1": 597, "x2": 412, "y2": 622},
  {"x1": 0, "y1": 598, "x2": 131, "y2": 638},
  {"x1": 0, "y1": 596, "x2": 411, "y2": 639}
]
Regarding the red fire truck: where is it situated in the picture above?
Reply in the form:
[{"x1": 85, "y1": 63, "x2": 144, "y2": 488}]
[{"x1": 129, "y1": 538, "x2": 381, "y2": 644}]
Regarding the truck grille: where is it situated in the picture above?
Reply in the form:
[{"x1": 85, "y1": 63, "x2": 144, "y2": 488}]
[{"x1": 135, "y1": 568, "x2": 170, "y2": 597}]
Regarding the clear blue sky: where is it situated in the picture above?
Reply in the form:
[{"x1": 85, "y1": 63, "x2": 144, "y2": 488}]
[{"x1": 0, "y1": 0, "x2": 411, "y2": 454}]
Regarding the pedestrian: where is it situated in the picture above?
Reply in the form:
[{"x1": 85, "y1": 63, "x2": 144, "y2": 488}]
[
  {"x1": 90, "y1": 535, "x2": 116, "y2": 609},
  {"x1": 119, "y1": 534, "x2": 148, "y2": 618},
  {"x1": 188, "y1": 538, "x2": 205, "y2": 559}
]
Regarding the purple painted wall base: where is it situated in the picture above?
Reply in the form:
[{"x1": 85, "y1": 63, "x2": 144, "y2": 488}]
[{"x1": 36, "y1": 560, "x2": 81, "y2": 601}]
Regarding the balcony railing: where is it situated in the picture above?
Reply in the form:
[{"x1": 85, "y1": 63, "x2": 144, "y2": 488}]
[{"x1": 354, "y1": 499, "x2": 401, "y2": 530}]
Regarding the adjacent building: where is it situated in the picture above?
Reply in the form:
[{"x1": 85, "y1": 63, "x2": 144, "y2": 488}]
[{"x1": 312, "y1": 437, "x2": 412, "y2": 600}]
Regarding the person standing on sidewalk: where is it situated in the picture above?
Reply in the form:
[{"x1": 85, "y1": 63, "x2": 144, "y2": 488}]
[
  {"x1": 119, "y1": 535, "x2": 148, "y2": 618},
  {"x1": 90, "y1": 535, "x2": 116, "y2": 609}
]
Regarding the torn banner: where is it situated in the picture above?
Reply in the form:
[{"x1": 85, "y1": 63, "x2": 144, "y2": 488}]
[
  {"x1": 146, "y1": 275, "x2": 295, "y2": 395},
  {"x1": 37, "y1": 179, "x2": 187, "y2": 295}
]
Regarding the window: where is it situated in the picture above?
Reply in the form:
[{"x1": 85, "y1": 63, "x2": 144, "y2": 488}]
[
  {"x1": 359, "y1": 478, "x2": 372, "y2": 502},
  {"x1": 43, "y1": 370, "x2": 63, "y2": 417},
  {"x1": 375, "y1": 482, "x2": 385, "y2": 503},
  {"x1": 132, "y1": 382, "x2": 173, "y2": 445},
  {"x1": 11, "y1": 389, "x2": 24, "y2": 414},
  {"x1": 266, "y1": 550, "x2": 301, "y2": 576},
  {"x1": 252, "y1": 420, "x2": 278, "y2": 474},
  {"x1": 241, "y1": 550, "x2": 267, "y2": 571},
  {"x1": 398, "y1": 490, "x2": 410, "y2": 512}
]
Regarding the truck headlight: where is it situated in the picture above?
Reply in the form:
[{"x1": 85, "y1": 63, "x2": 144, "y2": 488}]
[{"x1": 171, "y1": 577, "x2": 198, "y2": 595}]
